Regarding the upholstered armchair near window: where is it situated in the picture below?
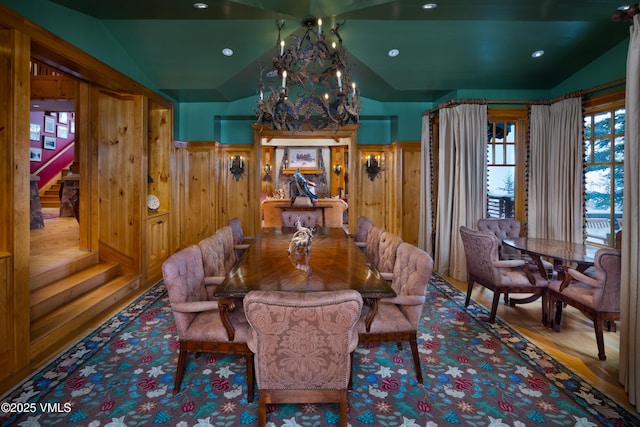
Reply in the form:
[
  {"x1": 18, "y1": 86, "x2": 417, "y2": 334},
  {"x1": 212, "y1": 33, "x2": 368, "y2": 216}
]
[
  {"x1": 353, "y1": 215, "x2": 374, "y2": 250},
  {"x1": 228, "y1": 217, "x2": 255, "y2": 258},
  {"x1": 281, "y1": 211, "x2": 318, "y2": 228},
  {"x1": 244, "y1": 290, "x2": 363, "y2": 427},
  {"x1": 459, "y1": 226, "x2": 549, "y2": 324},
  {"x1": 162, "y1": 245, "x2": 254, "y2": 400},
  {"x1": 357, "y1": 242, "x2": 434, "y2": 383},
  {"x1": 376, "y1": 230, "x2": 403, "y2": 281},
  {"x1": 548, "y1": 248, "x2": 621, "y2": 361},
  {"x1": 477, "y1": 218, "x2": 553, "y2": 278}
]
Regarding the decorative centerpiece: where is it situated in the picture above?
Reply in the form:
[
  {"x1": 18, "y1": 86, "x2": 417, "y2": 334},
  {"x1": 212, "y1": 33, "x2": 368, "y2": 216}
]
[{"x1": 287, "y1": 217, "x2": 314, "y2": 256}]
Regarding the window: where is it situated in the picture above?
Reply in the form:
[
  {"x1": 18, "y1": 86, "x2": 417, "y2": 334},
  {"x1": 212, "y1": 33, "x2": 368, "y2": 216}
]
[
  {"x1": 583, "y1": 92, "x2": 625, "y2": 247},
  {"x1": 486, "y1": 121, "x2": 516, "y2": 218}
]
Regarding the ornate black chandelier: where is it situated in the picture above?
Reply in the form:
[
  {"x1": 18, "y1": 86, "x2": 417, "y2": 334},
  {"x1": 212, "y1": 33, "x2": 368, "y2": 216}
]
[{"x1": 255, "y1": 17, "x2": 361, "y2": 132}]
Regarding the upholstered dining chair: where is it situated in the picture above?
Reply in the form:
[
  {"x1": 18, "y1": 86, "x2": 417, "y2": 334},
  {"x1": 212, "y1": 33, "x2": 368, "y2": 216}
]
[
  {"x1": 364, "y1": 224, "x2": 385, "y2": 267},
  {"x1": 459, "y1": 226, "x2": 549, "y2": 324},
  {"x1": 353, "y1": 215, "x2": 374, "y2": 250},
  {"x1": 228, "y1": 217, "x2": 255, "y2": 258},
  {"x1": 162, "y1": 245, "x2": 254, "y2": 401},
  {"x1": 281, "y1": 211, "x2": 318, "y2": 228},
  {"x1": 197, "y1": 231, "x2": 235, "y2": 298},
  {"x1": 376, "y1": 230, "x2": 403, "y2": 281},
  {"x1": 357, "y1": 242, "x2": 434, "y2": 383},
  {"x1": 547, "y1": 248, "x2": 621, "y2": 360},
  {"x1": 244, "y1": 290, "x2": 363, "y2": 427}
]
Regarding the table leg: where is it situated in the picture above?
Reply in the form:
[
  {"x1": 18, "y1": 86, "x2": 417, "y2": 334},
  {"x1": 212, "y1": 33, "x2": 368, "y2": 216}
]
[{"x1": 363, "y1": 298, "x2": 379, "y2": 332}]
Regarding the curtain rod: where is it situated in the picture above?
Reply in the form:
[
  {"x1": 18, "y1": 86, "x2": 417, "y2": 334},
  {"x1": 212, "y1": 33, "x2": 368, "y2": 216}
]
[{"x1": 422, "y1": 78, "x2": 626, "y2": 116}]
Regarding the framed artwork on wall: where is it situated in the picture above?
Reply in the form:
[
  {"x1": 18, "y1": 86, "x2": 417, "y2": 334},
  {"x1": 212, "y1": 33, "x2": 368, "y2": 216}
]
[
  {"x1": 57, "y1": 125, "x2": 68, "y2": 139},
  {"x1": 44, "y1": 116, "x2": 55, "y2": 133},
  {"x1": 30, "y1": 123, "x2": 41, "y2": 141},
  {"x1": 59, "y1": 112, "x2": 68, "y2": 124},
  {"x1": 30, "y1": 148, "x2": 42, "y2": 162},
  {"x1": 43, "y1": 136, "x2": 56, "y2": 150},
  {"x1": 284, "y1": 147, "x2": 322, "y2": 174}
]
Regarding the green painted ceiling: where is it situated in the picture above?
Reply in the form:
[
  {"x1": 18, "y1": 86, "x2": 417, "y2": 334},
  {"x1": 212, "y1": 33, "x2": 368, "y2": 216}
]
[{"x1": 47, "y1": 0, "x2": 630, "y2": 103}]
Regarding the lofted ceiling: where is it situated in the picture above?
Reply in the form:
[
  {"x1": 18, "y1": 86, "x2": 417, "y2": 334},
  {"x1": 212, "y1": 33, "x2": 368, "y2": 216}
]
[{"x1": 45, "y1": 0, "x2": 631, "y2": 103}]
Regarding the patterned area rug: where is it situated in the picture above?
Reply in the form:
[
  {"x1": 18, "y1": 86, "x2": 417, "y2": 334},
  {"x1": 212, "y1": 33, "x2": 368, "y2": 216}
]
[{"x1": 2, "y1": 275, "x2": 638, "y2": 427}]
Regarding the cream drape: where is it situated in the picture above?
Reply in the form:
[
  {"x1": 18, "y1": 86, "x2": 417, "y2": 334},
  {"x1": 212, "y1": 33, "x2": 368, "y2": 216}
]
[
  {"x1": 418, "y1": 114, "x2": 433, "y2": 255},
  {"x1": 528, "y1": 98, "x2": 583, "y2": 242},
  {"x1": 434, "y1": 104, "x2": 487, "y2": 281},
  {"x1": 619, "y1": 14, "x2": 640, "y2": 407}
]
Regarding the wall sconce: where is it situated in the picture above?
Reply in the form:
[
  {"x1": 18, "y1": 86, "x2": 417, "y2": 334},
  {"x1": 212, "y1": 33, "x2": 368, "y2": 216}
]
[
  {"x1": 263, "y1": 162, "x2": 272, "y2": 176},
  {"x1": 333, "y1": 163, "x2": 342, "y2": 176},
  {"x1": 364, "y1": 154, "x2": 382, "y2": 181},
  {"x1": 230, "y1": 155, "x2": 244, "y2": 181}
]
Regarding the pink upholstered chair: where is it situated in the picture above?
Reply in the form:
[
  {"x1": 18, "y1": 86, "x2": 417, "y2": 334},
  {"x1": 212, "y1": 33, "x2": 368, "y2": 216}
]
[
  {"x1": 459, "y1": 226, "x2": 549, "y2": 324},
  {"x1": 228, "y1": 217, "x2": 255, "y2": 258},
  {"x1": 162, "y1": 245, "x2": 254, "y2": 400},
  {"x1": 281, "y1": 211, "x2": 318, "y2": 228},
  {"x1": 363, "y1": 225, "x2": 384, "y2": 267},
  {"x1": 548, "y1": 248, "x2": 621, "y2": 360},
  {"x1": 353, "y1": 216, "x2": 374, "y2": 250},
  {"x1": 477, "y1": 218, "x2": 553, "y2": 278},
  {"x1": 357, "y1": 242, "x2": 434, "y2": 383},
  {"x1": 244, "y1": 290, "x2": 363, "y2": 427},
  {"x1": 376, "y1": 230, "x2": 403, "y2": 281},
  {"x1": 197, "y1": 231, "x2": 235, "y2": 298}
]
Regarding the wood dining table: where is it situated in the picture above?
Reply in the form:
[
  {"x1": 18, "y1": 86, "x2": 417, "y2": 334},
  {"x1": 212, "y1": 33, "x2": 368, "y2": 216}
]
[
  {"x1": 502, "y1": 237, "x2": 599, "y2": 279},
  {"x1": 214, "y1": 226, "x2": 396, "y2": 339}
]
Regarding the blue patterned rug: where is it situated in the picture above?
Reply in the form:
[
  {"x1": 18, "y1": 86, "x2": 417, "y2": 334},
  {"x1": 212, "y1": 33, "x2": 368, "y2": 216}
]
[{"x1": 1, "y1": 274, "x2": 638, "y2": 426}]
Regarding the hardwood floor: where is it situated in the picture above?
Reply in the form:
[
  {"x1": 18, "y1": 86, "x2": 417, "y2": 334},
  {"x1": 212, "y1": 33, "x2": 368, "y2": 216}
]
[{"x1": 445, "y1": 276, "x2": 638, "y2": 416}]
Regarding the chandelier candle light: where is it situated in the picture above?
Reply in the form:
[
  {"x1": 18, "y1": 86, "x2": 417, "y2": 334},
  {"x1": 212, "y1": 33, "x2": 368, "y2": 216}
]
[{"x1": 255, "y1": 17, "x2": 361, "y2": 132}]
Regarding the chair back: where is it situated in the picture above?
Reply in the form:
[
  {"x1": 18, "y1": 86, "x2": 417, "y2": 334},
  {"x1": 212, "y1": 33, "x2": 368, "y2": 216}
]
[
  {"x1": 281, "y1": 211, "x2": 318, "y2": 228},
  {"x1": 390, "y1": 242, "x2": 434, "y2": 326},
  {"x1": 244, "y1": 290, "x2": 362, "y2": 390},
  {"x1": 355, "y1": 216, "x2": 374, "y2": 243},
  {"x1": 377, "y1": 231, "x2": 402, "y2": 274},
  {"x1": 215, "y1": 226, "x2": 238, "y2": 271},
  {"x1": 228, "y1": 217, "x2": 245, "y2": 245},
  {"x1": 477, "y1": 218, "x2": 520, "y2": 258},
  {"x1": 459, "y1": 226, "x2": 502, "y2": 285},
  {"x1": 162, "y1": 245, "x2": 206, "y2": 336},
  {"x1": 592, "y1": 248, "x2": 622, "y2": 311},
  {"x1": 364, "y1": 225, "x2": 384, "y2": 266},
  {"x1": 198, "y1": 234, "x2": 227, "y2": 278}
]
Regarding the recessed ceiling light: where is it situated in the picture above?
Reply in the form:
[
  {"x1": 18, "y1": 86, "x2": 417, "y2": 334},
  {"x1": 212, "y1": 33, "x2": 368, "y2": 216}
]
[
  {"x1": 422, "y1": 3, "x2": 437, "y2": 9},
  {"x1": 388, "y1": 49, "x2": 400, "y2": 57},
  {"x1": 193, "y1": 2, "x2": 208, "y2": 9},
  {"x1": 617, "y1": 5, "x2": 631, "y2": 11},
  {"x1": 222, "y1": 48, "x2": 233, "y2": 57},
  {"x1": 531, "y1": 50, "x2": 545, "y2": 58}
]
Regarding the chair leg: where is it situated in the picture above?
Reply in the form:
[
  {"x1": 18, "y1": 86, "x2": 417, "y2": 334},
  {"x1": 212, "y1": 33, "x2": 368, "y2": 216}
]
[
  {"x1": 257, "y1": 393, "x2": 267, "y2": 427},
  {"x1": 173, "y1": 347, "x2": 187, "y2": 394},
  {"x1": 465, "y1": 281, "x2": 474, "y2": 307},
  {"x1": 489, "y1": 292, "x2": 501, "y2": 323},
  {"x1": 339, "y1": 391, "x2": 348, "y2": 427},
  {"x1": 594, "y1": 318, "x2": 607, "y2": 361},
  {"x1": 409, "y1": 335, "x2": 423, "y2": 384},
  {"x1": 246, "y1": 353, "x2": 254, "y2": 403}
]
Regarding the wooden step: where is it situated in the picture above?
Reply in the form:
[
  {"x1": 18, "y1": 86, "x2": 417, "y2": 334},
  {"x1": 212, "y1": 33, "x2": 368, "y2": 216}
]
[
  {"x1": 30, "y1": 274, "x2": 141, "y2": 361},
  {"x1": 30, "y1": 262, "x2": 121, "y2": 322},
  {"x1": 40, "y1": 194, "x2": 61, "y2": 208},
  {"x1": 30, "y1": 251, "x2": 99, "y2": 290}
]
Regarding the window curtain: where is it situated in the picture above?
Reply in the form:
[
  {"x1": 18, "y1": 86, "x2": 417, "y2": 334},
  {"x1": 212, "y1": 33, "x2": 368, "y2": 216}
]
[
  {"x1": 619, "y1": 14, "x2": 640, "y2": 407},
  {"x1": 434, "y1": 104, "x2": 487, "y2": 281},
  {"x1": 418, "y1": 114, "x2": 433, "y2": 255},
  {"x1": 528, "y1": 98, "x2": 583, "y2": 242}
]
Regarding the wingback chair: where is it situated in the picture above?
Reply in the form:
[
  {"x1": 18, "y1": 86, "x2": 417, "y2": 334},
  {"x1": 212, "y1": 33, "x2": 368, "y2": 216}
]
[
  {"x1": 197, "y1": 230, "x2": 235, "y2": 298},
  {"x1": 376, "y1": 230, "x2": 403, "y2": 281},
  {"x1": 548, "y1": 248, "x2": 621, "y2": 360},
  {"x1": 281, "y1": 211, "x2": 318, "y2": 228},
  {"x1": 244, "y1": 290, "x2": 363, "y2": 427},
  {"x1": 162, "y1": 245, "x2": 254, "y2": 400},
  {"x1": 228, "y1": 217, "x2": 255, "y2": 258},
  {"x1": 459, "y1": 226, "x2": 549, "y2": 324},
  {"x1": 357, "y1": 242, "x2": 434, "y2": 383}
]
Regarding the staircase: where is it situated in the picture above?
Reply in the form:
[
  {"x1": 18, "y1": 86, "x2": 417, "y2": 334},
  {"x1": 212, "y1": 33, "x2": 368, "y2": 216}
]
[{"x1": 30, "y1": 251, "x2": 140, "y2": 362}]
